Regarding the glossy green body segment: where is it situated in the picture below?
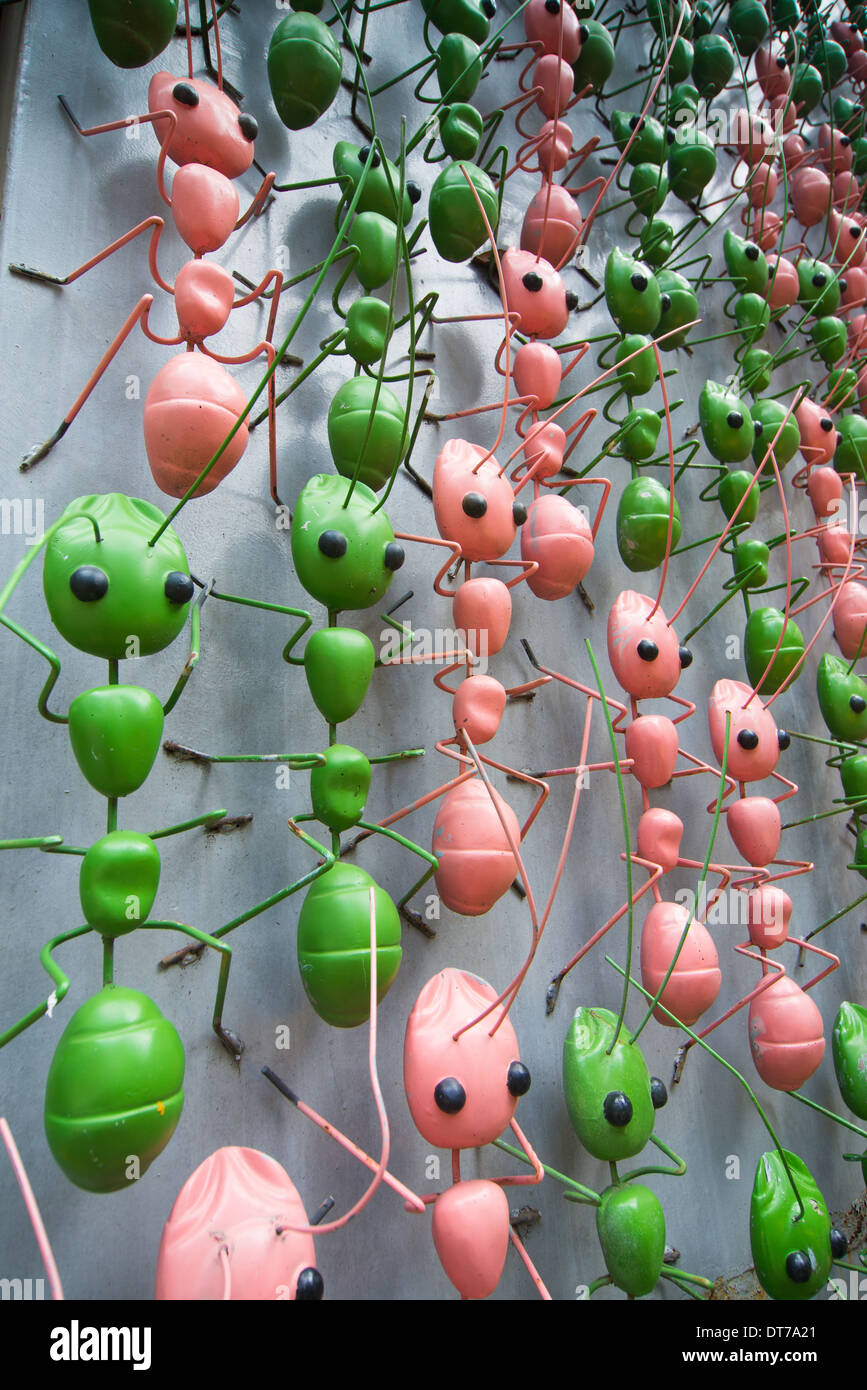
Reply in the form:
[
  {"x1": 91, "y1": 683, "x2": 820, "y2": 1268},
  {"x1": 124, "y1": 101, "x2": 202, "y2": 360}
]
[
  {"x1": 692, "y1": 34, "x2": 735, "y2": 97},
  {"x1": 296, "y1": 863, "x2": 402, "y2": 1027},
  {"x1": 327, "y1": 377, "x2": 406, "y2": 491},
  {"x1": 571, "y1": 20, "x2": 615, "y2": 94},
  {"x1": 87, "y1": 0, "x2": 178, "y2": 68},
  {"x1": 604, "y1": 249, "x2": 661, "y2": 335},
  {"x1": 562, "y1": 1007, "x2": 656, "y2": 1161},
  {"x1": 617, "y1": 476, "x2": 682, "y2": 571},
  {"x1": 728, "y1": 0, "x2": 769, "y2": 55},
  {"x1": 655, "y1": 268, "x2": 697, "y2": 349},
  {"x1": 44, "y1": 494, "x2": 190, "y2": 659},
  {"x1": 421, "y1": 0, "x2": 491, "y2": 44},
  {"x1": 797, "y1": 259, "x2": 840, "y2": 315},
  {"x1": 832, "y1": 1002, "x2": 867, "y2": 1119},
  {"x1": 817, "y1": 655, "x2": 867, "y2": 743},
  {"x1": 616, "y1": 336, "x2": 656, "y2": 396},
  {"x1": 699, "y1": 381, "x2": 754, "y2": 463},
  {"x1": 68, "y1": 686, "x2": 164, "y2": 797},
  {"x1": 811, "y1": 318, "x2": 847, "y2": 367},
  {"x1": 333, "y1": 143, "x2": 413, "y2": 226},
  {"x1": 719, "y1": 470, "x2": 760, "y2": 524},
  {"x1": 440, "y1": 103, "x2": 484, "y2": 160},
  {"x1": 437, "y1": 33, "x2": 482, "y2": 100},
  {"x1": 310, "y1": 744, "x2": 372, "y2": 832},
  {"x1": 724, "y1": 231, "x2": 769, "y2": 295},
  {"x1": 667, "y1": 128, "x2": 716, "y2": 203},
  {"x1": 744, "y1": 608, "x2": 805, "y2": 695},
  {"x1": 79, "y1": 832, "x2": 161, "y2": 937},
  {"x1": 290, "y1": 474, "x2": 398, "y2": 612},
  {"x1": 619, "y1": 408, "x2": 662, "y2": 462},
  {"x1": 304, "y1": 627, "x2": 376, "y2": 723},
  {"x1": 429, "y1": 162, "x2": 499, "y2": 262},
  {"x1": 44, "y1": 987, "x2": 184, "y2": 1193},
  {"x1": 751, "y1": 399, "x2": 800, "y2": 467},
  {"x1": 611, "y1": 111, "x2": 665, "y2": 166},
  {"x1": 351, "y1": 212, "x2": 400, "y2": 291},
  {"x1": 791, "y1": 63, "x2": 823, "y2": 114},
  {"x1": 733, "y1": 538, "x2": 769, "y2": 588},
  {"x1": 839, "y1": 753, "x2": 867, "y2": 811},
  {"x1": 345, "y1": 297, "x2": 392, "y2": 367},
  {"x1": 597, "y1": 1185, "x2": 666, "y2": 1296},
  {"x1": 750, "y1": 1150, "x2": 833, "y2": 1300},
  {"x1": 835, "y1": 415, "x2": 867, "y2": 482},
  {"x1": 640, "y1": 218, "x2": 674, "y2": 267},
  {"x1": 267, "y1": 12, "x2": 342, "y2": 130}
]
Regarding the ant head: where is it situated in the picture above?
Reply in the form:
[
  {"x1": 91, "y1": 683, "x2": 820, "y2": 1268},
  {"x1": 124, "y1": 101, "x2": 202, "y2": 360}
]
[
  {"x1": 404, "y1": 969, "x2": 528, "y2": 1150},
  {"x1": 708, "y1": 678, "x2": 781, "y2": 781},
  {"x1": 433, "y1": 439, "x2": 525, "y2": 562},
  {"x1": 607, "y1": 590, "x2": 685, "y2": 700},
  {"x1": 43, "y1": 494, "x2": 192, "y2": 659},
  {"x1": 795, "y1": 397, "x2": 839, "y2": 467},
  {"x1": 751, "y1": 1149, "x2": 837, "y2": 1301},
  {"x1": 156, "y1": 1146, "x2": 321, "y2": 1301},
  {"x1": 501, "y1": 248, "x2": 575, "y2": 339},
  {"x1": 563, "y1": 1007, "x2": 663, "y2": 1161},
  {"x1": 290, "y1": 474, "x2": 403, "y2": 613},
  {"x1": 148, "y1": 73, "x2": 257, "y2": 180}
]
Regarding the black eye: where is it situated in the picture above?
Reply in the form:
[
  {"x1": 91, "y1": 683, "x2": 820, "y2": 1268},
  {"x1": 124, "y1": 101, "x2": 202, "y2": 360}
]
[
  {"x1": 434, "y1": 1077, "x2": 466, "y2": 1113},
  {"x1": 737, "y1": 729, "x2": 759, "y2": 750},
  {"x1": 462, "y1": 492, "x2": 487, "y2": 518},
  {"x1": 830, "y1": 1228, "x2": 848, "y2": 1258},
  {"x1": 579, "y1": 23, "x2": 588, "y2": 40},
  {"x1": 821, "y1": 418, "x2": 834, "y2": 432},
  {"x1": 754, "y1": 420, "x2": 764, "y2": 435},
  {"x1": 785, "y1": 1251, "x2": 812, "y2": 1283},
  {"x1": 841, "y1": 280, "x2": 849, "y2": 293},
  {"x1": 637, "y1": 638, "x2": 658, "y2": 661},
  {"x1": 777, "y1": 56, "x2": 787, "y2": 68},
  {"x1": 650, "y1": 1077, "x2": 668, "y2": 1109},
  {"x1": 384, "y1": 541, "x2": 404, "y2": 571},
  {"x1": 852, "y1": 225, "x2": 861, "y2": 237},
  {"x1": 851, "y1": 694, "x2": 867, "y2": 713},
  {"x1": 679, "y1": 645, "x2": 693, "y2": 669},
  {"x1": 522, "y1": 271, "x2": 543, "y2": 292},
  {"x1": 545, "y1": 0, "x2": 560, "y2": 11},
  {"x1": 407, "y1": 181, "x2": 422, "y2": 205},
  {"x1": 630, "y1": 272, "x2": 648, "y2": 292},
  {"x1": 482, "y1": 0, "x2": 496, "y2": 15},
  {"x1": 296, "y1": 1267, "x2": 324, "y2": 1300},
  {"x1": 660, "y1": 293, "x2": 671, "y2": 312},
  {"x1": 172, "y1": 82, "x2": 199, "y2": 107},
  {"x1": 513, "y1": 501, "x2": 527, "y2": 526},
  {"x1": 565, "y1": 289, "x2": 579, "y2": 311},
  {"x1": 666, "y1": 128, "x2": 675, "y2": 145},
  {"x1": 629, "y1": 115, "x2": 640, "y2": 130},
  {"x1": 727, "y1": 411, "x2": 744, "y2": 429},
  {"x1": 238, "y1": 112, "x2": 258, "y2": 141},
  {"x1": 358, "y1": 145, "x2": 380, "y2": 168},
  {"x1": 812, "y1": 272, "x2": 827, "y2": 287},
  {"x1": 318, "y1": 530, "x2": 347, "y2": 558},
  {"x1": 69, "y1": 566, "x2": 108, "y2": 601},
  {"x1": 843, "y1": 136, "x2": 852, "y2": 148},
  {"x1": 777, "y1": 729, "x2": 790, "y2": 750},
  {"x1": 603, "y1": 1091, "x2": 633, "y2": 1126},
  {"x1": 745, "y1": 243, "x2": 760, "y2": 261},
  {"x1": 507, "y1": 1061, "x2": 531, "y2": 1096},
  {"x1": 164, "y1": 571, "x2": 193, "y2": 604}
]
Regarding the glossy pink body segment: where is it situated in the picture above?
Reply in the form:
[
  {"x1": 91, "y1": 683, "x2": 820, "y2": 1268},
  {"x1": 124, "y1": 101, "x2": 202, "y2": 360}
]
[
  {"x1": 522, "y1": 420, "x2": 567, "y2": 479},
  {"x1": 831, "y1": 19, "x2": 863, "y2": 52},
  {"x1": 727, "y1": 796, "x2": 782, "y2": 867},
  {"x1": 433, "y1": 780, "x2": 521, "y2": 916},
  {"x1": 750, "y1": 210, "x2": 782, "y2": 251},
  {"x1": 174, "y1": 260, "x2": 236, "y2": 341},
  {"x1": 155, "y1": 1147, "x2": 316, "y2": 1300},
  {"x1": 523, "y1": 0, "x2": 581, "y2": 63},
  {"x1": 521, "y1": 494, "x2": 593, "y2": 599},
  {"x1": 732, "y1": 109, "x2": 775, "y2": 164},
  {"x1": 502, "y1": 248, "x2": 571, "y2": 337},
  {"x1": 171, "y1": 164, "x2": 240, "y2": 254},
  {"x1": 748, "y1": 976, "x2": 825, "y2": 1091},
  {"x1": 144, "y1": 352, "x2": 249, "y2": 497},
  {"x1": 747, "y1": 162, "x2": 778, "y2": 208},
  {"x1": 452, "y1": 675, "x2": 507, "y2": 745},
  {"x1": 790, "y1": 167, "x2": 832, "y2": 226},
  {"x1": 817, "y1": 124, "x2": 854, "y2": 174},
  {"x1": 833, "y1": 579, "x2": 867, "y2": 658},
  {"x1": 520, "y1": 184, "x2": 582, "y2": 266},
  {"x1": 148, "y1": 72, "x2": 255, "y2": 178},
  {"x1": 817, "y1": 522, "x2": 853, "y2": 567},
  {"x1": 532, "y1": 118, "x2": 573, "y2": 175},
  {"x1": 781, "y1": 133, "x2": 807, "y2": 171},
  {"x1": 625, "y1": 715, "x2": 679, "y2": 788},
  {"x1": 636, "y1": 807, "x2": 683, "y2": 873},
  {"x1": 453, "y1": 576, "x2": 512, "y2": 655},
  {"x1": 806, "y1": 465, "x2": 843, "y2": 521},
  {"x1": 795, "y1": 397, "x2": 838, "y2": 466},
  {"x1": 433, "y1": 439, "x2": 517, "y2": 561},
  {"x1": 849, "y1": 48, "x2": 867, "y2": 81},
  {"x1": 849, "y1": 313, "x2": 867, "y2": 351},
  {"x1": 607, "y1": 590, "x2": 682, "y2": 699},
  {"x1": 404, "y1": 968, "x2": 521, "y2": 1148},
  {"x1": 842, "y1": 266, "x2": 867, "y2": 312},
  {"x1": 431, "y1": 1180, "x2": 511, "y2": 1299},
  {"x1": 764, "y1": 255, "x2": 799, "y2": 312},
  {"x1": 835, "y1": 170, "x2": 862, "y2": 213},
  {"x1": 640, "y1": 901, "x2": 722, "y2": 1028},
  {"x1": 708, "y1": 679, "x2": 780, "y2": 781},
  {"x1": 746, "y1": 885, "x2": 792, "y2": 950},
  {"x1": 513, "y1": 340, "x2": 563, "y2": 408},
  {"x1": 768, "y1": 92, "x2": 796, "y2": 132},
  {"x1": 754, "y1": 46, "x2": 790, "y2": 99},
  {"x1": 533, "y1": 54, "x2": 574, "y2": 118}
]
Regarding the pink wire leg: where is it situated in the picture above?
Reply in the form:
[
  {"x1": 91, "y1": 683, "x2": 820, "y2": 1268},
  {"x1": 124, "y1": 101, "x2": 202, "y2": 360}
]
[{"x1": 0, "y1": 1117, "x2": 63, "y2": 1300}]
